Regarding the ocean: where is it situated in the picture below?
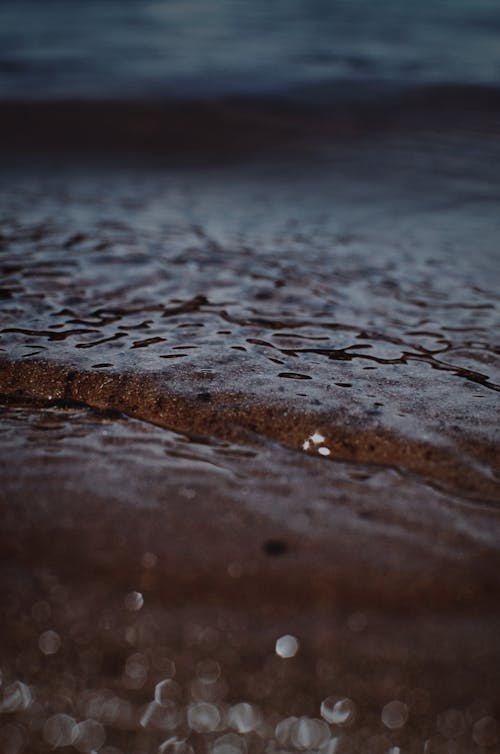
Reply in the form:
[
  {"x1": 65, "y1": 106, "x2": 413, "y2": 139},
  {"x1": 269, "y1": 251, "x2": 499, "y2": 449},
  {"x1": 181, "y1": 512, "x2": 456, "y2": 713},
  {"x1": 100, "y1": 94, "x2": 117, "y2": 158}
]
[{"x1": 1, "y1": 0, "x2": 500, "y2": 103}]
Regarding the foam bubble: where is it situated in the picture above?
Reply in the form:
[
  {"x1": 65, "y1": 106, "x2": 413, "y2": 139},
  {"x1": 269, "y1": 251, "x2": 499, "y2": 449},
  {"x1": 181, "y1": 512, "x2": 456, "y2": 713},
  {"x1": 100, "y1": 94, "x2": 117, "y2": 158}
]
[{"x1": 311, "y1": 432, "x2": 325, "y2": 445}]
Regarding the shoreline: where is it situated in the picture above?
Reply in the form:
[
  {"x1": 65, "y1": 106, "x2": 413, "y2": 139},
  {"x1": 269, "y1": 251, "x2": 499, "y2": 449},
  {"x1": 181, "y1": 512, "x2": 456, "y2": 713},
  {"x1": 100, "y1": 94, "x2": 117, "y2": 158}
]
[
  {"x1": 1, "y1": 84, "x2": 500, "y2": 155},
  {"x1": 1, "y1": 356, "x2": 499, "y2": 506}
]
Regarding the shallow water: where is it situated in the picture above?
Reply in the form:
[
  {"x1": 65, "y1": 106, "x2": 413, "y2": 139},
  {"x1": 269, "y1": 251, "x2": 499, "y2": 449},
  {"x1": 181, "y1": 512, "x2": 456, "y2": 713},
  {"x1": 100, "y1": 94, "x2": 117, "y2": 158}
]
[
  {"x1": 2, "y1": 0, "x2": 500, "y2": 101},
  {"x1": 1, "y1": 138, "x2": 499, "y2": 496}
]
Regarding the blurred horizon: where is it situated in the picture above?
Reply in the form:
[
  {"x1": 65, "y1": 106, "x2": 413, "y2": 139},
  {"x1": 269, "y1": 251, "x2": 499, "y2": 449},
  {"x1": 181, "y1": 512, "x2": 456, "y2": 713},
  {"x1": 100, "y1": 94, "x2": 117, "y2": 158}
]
[{"x1": 1, "y1": 0, "x2": 500, "y2": 104}]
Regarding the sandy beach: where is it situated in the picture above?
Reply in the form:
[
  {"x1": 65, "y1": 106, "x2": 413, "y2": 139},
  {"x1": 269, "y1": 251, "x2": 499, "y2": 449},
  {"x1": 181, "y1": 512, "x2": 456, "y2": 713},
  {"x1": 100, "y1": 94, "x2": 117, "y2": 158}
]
[{"x1": 1, "y1": 110, "x2": 500, "y2": 752}]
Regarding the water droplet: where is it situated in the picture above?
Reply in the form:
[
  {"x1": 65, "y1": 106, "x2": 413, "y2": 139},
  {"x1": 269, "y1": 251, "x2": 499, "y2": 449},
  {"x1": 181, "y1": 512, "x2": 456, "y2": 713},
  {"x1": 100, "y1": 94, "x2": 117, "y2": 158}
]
[
  {"x1": 140, "y1": 701, "x2": 182, "y2": 731},
  {"x1": 275, "y1": 716, "x2": 298, "y2": 746},
  {"x1": 190, "y1": 676, "x2": 227, "y2": 702},
  {"x1": 320, "y1": 698, "x2": 356, "y2": 727},
  {"x1": 196, "y1": 659, "x2": 221, "y2": 683},
  {"x1": 159, "y1": 737, "x2": 195, "y2": 754},
  {"x1": 125, "y1": 652, "x2": 149, "y2": 683},
  {"x1": 0, "y1": 723, "x2": 27, "y2": 754},
  {"x1": 275, "y1": 634, "x2": 299, "y2": 658},
  {"x1": 39, "y1": 629, "x2": 61, "y2": 655},
  {"x1": 71, "y1": 719, "x2": 106, "y2": 753},
  {"x1": 407, "y1": 687, "x2": 431, "y2": 715},
  {"x1": 436, "y1": 709, "x2": 465, "y2": 739},
  {"x1": 381, "y1": 700, "x2": 408, "y2": 730},
  {"x1": 152, "y1": 649, "x2": 176, "y2": 678},
  {"x1": 319, "y1": 737, "x2": 339, "y2": 754},
  {"x1": 212, "y1": 733, "x2": 247, "y2": 754},
  {"x1": 472, "y1": 716, "x2": 500, "y2": 747},
  {"x1": 291, "y1": 717, "x2": 330, "y2": 750},
  {"x1": 227, "y1": 562, "x2": 243, "y2": 578},
  {"x1": 466, "y1": 698, "x2": 494, "y2": 725},
  {"x1": 85, "y1": 692, "x2": 128, "y2": 726},
  {"x1": 31, "y1": 600, "x2": 51, "y2": 623},
  {"x1": 155, "y1": 679, "x2": 182, "y2": 705},
  {"x1": 43, "y1": 714, "x2": 77, "y2": 748},
  {"x1": 424, "y1": 735, "x2": 448, "y2": 753},
  {"x1": 187, "y1": 702, "x2": 221, "y2": 733},
  {"x1": 347, "y1": 612, "x2": 367, "y2": 632},
  {"x1": 0, "y1": 681, "x2": 32, "y2": 713},
  {"x1": 367, "y1": 733, "x2": 392, "y2": 753},
  {"x1": 124, "y1": 591, "x2": 144, "y2": 611},
  {"x1": 228, "y1": 702, "x2": 261, "y2": 733},
  {"x1": 142, "y1": 551, "x2": 158, "y2": 569}
]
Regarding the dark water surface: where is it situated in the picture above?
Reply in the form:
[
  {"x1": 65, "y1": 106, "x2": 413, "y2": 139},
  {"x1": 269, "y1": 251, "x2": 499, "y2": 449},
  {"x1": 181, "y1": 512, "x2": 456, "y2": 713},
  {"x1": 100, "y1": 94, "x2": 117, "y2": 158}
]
[{"x1": 2, "y1": 0, "x2": 500, "y2": 102}]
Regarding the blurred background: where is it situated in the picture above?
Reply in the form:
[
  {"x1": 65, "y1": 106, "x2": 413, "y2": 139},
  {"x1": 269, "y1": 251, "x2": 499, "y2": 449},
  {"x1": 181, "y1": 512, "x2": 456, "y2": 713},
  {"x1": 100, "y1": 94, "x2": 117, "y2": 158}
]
[{"x1": 1, "y1": 0, "x2": 499, "y2": 104}]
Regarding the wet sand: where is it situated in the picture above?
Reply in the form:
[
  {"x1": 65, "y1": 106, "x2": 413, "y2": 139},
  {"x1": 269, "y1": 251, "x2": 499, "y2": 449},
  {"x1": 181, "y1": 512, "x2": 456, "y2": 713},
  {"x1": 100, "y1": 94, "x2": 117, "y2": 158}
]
[{"x1": 1, "y1": 128, "x2": 500, "y2": 752}]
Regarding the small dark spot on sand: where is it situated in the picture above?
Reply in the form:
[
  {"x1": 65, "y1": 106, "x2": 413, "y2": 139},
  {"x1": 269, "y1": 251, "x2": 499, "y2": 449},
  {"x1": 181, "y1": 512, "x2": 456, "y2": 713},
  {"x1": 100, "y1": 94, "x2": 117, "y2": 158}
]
[
  {"x1": 255, "y1": 289, "x2": 273, "y2": 300},
  {"x1": 263, "y1": 539, "x2": 288, "y2": 556},
  {"x1": 197, "y1": 391, "x2": 211, "y2": 402}
]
